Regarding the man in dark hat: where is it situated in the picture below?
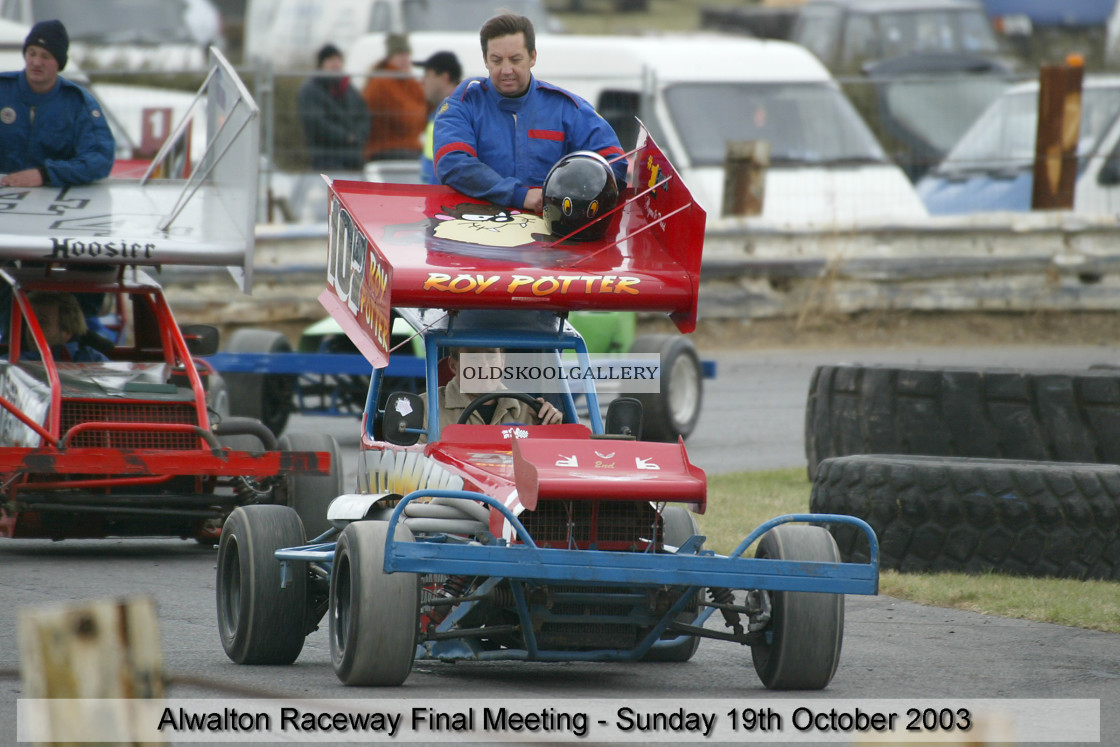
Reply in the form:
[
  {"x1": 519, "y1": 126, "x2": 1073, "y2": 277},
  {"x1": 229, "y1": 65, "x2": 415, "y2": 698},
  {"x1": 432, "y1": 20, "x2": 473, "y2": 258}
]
[
  {"x1": 416, "y1": 51, "x2": 462, "y2": 184},
  {"x1": 0, "y1": 19, "x2": 115, "y2": 187},
  {"x1": 296, "y1": 42, "x2": 370, "y2": 171}
]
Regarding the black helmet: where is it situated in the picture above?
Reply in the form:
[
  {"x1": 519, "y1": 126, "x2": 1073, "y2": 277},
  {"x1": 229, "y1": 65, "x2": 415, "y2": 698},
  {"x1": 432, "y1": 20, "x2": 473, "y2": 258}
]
[{"x1": 542, "y1": 151, "x2": 619, "y2": 241}]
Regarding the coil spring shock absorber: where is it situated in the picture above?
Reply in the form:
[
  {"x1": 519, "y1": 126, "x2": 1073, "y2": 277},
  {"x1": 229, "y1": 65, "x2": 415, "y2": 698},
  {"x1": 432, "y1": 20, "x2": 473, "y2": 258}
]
[
  {"x1": 428, "y1": 575, "x2": 471, "y2": 624},
  {"x1": 708, "y1": 587, "x2": 744, "y2": 636}
]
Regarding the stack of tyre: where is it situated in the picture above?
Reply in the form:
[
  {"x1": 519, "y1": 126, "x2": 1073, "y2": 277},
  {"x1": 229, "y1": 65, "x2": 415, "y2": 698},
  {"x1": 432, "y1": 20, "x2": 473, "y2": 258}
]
[{"x1": 805, "y1": 364, "x2": 1120, "y2": 580}]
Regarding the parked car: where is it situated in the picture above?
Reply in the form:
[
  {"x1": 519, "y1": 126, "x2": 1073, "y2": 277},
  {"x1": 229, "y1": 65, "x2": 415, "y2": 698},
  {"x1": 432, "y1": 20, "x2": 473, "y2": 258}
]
[
  {"x1": 917, "y1": 76, "x2": 1120, "y2": 215},
  {"x1": 862, "y1": 52, "x2": 1017, "y2": 181},
  {"x1": 790, "y1": 0, "x2": 1012, "y2": 74}
]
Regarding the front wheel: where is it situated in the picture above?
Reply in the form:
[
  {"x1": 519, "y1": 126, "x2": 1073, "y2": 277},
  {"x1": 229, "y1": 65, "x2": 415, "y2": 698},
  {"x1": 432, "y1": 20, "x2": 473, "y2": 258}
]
[
  {"x1": 216, "y1": 505, "x2": 307, "y2": 664},
  {"x1": 330, "y1": 521, "x2": 419, "y2": 686},
  {"x1": 751, "y1": 525, "x2": 844, "y2": 689}
]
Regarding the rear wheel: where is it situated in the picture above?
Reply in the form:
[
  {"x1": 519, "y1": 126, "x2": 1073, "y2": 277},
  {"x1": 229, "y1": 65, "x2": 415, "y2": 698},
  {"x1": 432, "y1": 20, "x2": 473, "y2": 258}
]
[
  {"x1": 330, "y1": 521, "x2": 419, "y2": 686},
  {"x1": 751, "y1": 525, "x2": 844, "y2": 689},
  {"x1": 224, "y1": 329, "x2": 295, "y2": 436},
  {"x1": 630, "y1": 335, "x2": 703, "y2": 442},
  {"x1": 276, "y1": 432, "x2": 344, "y2": 540},
  {"x1": 641, "y1": 506, "x2": 702, "y2": 662},
  {"x1": 216, "y1": 505, "x2": 307, "y2": 664}
]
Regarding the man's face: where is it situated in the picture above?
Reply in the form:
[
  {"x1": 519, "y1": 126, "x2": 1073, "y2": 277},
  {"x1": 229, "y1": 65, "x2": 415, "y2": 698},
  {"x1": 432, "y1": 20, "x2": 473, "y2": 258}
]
[
  {"x1": 34, "y1": 304, "x2": 69, "y2": 347},
  {"x1": 484, "y1": 33, "x2": 535, "y2": 97},
  {"x1": 422, "y1": 69, "x2": 451, "y2": 107},
  {"x1": 320, "y1": 54, "x2": 343, "y2": 73},
  {"x1": 23, "y1": 45, "x2": 60, "y2": 93}
]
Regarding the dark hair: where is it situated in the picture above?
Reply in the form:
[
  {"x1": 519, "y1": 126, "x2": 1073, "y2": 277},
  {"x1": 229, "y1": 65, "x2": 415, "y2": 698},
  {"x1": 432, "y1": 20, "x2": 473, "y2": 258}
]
[
  {"x1": 418, "y1": 51, "x2": 462, "y2": 84},
  {"x1": 479, "y1": 13, "x2": 535, "y2": 57},
  {"x1": 316, "y1": 43, "x2": 342, "y2": 68}
]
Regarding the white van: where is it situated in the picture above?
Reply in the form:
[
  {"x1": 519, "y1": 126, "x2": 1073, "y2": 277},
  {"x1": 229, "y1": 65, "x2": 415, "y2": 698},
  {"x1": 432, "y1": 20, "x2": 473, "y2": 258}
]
[
  {"x1": 347, "y1": 31, "x2": 929, "y2": 228},
  {"x1": 243, "y1": 0, "x2": 561, "y2": 69}
]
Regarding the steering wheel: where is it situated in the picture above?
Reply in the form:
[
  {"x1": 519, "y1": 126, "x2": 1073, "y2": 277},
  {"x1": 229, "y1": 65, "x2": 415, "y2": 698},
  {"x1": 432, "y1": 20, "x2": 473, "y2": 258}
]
[{"x1": 457, "y1": 391, "x2": 543, "y2": 425}]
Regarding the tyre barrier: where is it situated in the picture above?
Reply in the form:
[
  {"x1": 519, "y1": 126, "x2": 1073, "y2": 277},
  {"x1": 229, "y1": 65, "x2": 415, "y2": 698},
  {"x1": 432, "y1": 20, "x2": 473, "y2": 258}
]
[
  {"x1": 805, "y1": 364, "x2": 1120, "y2": 480},
  {"x1": 809, "y1": 454, "x2": 1120, "y2": 580}
]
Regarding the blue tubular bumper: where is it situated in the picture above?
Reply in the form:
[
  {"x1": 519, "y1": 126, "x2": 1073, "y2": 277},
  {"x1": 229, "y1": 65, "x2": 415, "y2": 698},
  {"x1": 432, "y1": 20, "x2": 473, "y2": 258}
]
[
  {"x1": 274, "y1": 489, "x2": 879, "y2": 662},
  {"x1": 382, "y1": 490, "x2": 879, "y2": 596}
]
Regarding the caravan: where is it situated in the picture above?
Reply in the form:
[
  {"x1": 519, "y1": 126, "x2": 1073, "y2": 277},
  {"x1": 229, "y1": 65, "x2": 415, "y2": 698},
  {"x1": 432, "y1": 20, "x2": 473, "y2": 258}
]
[{"x1": 348, "y1": 32, "x2": 928, "y2": 228}]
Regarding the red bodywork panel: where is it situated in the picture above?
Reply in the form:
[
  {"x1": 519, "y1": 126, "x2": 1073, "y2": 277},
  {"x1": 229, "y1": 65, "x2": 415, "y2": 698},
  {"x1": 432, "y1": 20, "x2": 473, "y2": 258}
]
[
  {"x1": 424, "y1": 425, "x2": 706, "y2": 514},
  {"x1": 321, "y1": 129, "x2": 706, "y2": 368},
  {"x1": 513, "y1": 437, "x2": 706, "y2": 513}
]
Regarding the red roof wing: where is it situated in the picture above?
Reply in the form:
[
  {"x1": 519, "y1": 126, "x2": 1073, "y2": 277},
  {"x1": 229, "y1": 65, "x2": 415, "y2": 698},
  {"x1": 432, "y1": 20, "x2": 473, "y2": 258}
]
[{"x1": 322, "y1": 128, "x2": 706, "y2": 367}]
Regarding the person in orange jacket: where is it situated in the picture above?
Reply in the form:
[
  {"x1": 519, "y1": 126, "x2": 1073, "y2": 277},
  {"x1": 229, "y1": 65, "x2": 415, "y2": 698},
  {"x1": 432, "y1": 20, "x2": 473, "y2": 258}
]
[{"x1": 362, "y1": 33, "x2": 427, "y2": 161}]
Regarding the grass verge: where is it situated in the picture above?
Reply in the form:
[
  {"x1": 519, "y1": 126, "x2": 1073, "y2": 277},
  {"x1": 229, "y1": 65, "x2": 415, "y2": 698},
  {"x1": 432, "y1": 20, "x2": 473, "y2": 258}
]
[{"x1": 698, "y1": 468, "x2": 1120, "y2": 634}]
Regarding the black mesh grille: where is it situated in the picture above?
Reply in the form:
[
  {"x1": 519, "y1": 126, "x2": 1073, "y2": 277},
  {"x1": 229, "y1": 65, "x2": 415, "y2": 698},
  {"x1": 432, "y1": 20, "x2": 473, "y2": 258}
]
[
  {"x1": 60, "y1": 400, "x2": 200, "y2": 450},
  {"x1": 519, "y1": 500, "x2": 661, "y2": 548}
]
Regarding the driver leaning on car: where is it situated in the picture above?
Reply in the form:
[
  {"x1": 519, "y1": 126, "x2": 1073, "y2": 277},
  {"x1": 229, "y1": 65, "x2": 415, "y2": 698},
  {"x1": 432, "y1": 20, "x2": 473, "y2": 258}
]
[{"x1": 420, "y1": 347, "x2": 562, "y2": 433}]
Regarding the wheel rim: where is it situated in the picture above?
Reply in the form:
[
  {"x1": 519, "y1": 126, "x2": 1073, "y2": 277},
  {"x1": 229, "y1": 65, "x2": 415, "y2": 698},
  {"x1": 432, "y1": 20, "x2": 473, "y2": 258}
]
[
  {"x1": 219, "y1": 536, "x2": 241, "y2": 636},
  {"x1": 332, "y1": 553, "x2": 352, "y2": 655},
  {"x1": 668, "y1": 355, "x2": 699, "y2": 427}
]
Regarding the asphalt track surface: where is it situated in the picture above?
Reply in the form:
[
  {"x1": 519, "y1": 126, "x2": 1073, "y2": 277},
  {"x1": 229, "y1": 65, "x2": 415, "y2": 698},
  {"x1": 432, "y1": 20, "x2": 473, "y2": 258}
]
[{"x1": 1, "y1": 346, "x2": 1117, "y2": 745}]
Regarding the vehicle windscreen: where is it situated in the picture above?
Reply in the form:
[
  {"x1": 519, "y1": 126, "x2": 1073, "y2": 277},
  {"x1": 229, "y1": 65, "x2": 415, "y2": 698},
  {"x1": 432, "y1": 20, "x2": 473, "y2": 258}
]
[
  {"x1": 665, "y1": 82, "x2": 888, "y2": 167},
  {"x1": 878, "y1": 74, "x2": 1014, "y2": 153},
  {"x1": 402, "y1": 0, "x2": 553, "y2": 31},
  {"x1": 877, "y1": 10, "x2": 1000, "y2": 58},
  {"x1": 936, "y1": 85, "x2": 1120, "y2": 174},
  {"x1": 31, "y1": 0, "x2": 193, "y2": 43}
]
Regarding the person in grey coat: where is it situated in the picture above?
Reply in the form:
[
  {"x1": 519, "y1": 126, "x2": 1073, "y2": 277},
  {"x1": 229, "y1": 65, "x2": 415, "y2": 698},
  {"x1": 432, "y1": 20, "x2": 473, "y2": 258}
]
[{"x1": 297, "y1": 44, "x2": 370, "y2": 171}]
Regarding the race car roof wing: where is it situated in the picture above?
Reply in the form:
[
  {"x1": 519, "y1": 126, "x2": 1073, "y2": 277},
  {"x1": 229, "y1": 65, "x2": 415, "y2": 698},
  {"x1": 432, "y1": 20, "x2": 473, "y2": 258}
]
[
  {"x1": 320, "y1": 125, "x2": 706, "y2": 368},
  {"x1": 0, "y1": 47, "x2": 260, "y2": 291}
]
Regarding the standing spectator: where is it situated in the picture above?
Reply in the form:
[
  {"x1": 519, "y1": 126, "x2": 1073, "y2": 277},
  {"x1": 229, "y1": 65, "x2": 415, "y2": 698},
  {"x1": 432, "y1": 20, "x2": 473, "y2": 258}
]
[
  {"x1": 297, "y1": 43, "x2": 370, "y2": 171},
  {"x1": 362, "y1": 33, "x2": 426, "y2": 161},
  {"x1": 433, "y1": 13, "x2": 626, "y2": 211},
  {"x1": 416, "y1": 51, "x2": 462, "y2": 184},
  {"x1": 0, "y1": 20, "x2": 114, "y2": 188}
]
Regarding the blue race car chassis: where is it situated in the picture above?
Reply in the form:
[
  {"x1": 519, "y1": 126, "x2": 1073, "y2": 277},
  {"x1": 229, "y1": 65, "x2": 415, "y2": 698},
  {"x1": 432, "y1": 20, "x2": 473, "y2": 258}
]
[{"x1": 275, "y1": 489, "x2": 879, "y2": 663}]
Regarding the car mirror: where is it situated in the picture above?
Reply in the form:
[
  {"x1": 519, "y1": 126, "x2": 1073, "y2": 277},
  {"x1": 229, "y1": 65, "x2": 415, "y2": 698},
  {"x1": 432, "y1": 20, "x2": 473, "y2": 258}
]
[
  {"x1": 605, "y1": 397, "x2": 643, "y2": 439},
  {"x1": 181, "y1": 324, "x2": 220, "y2": 356},
  {"x1": 383, "y1": 391, "x2": 425, "y2": 446}
]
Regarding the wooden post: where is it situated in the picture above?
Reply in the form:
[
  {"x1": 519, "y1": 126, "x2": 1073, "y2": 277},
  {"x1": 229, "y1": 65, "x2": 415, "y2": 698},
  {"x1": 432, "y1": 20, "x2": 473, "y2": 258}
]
[
  {"x1": 18, "y1": 597, "x2": 164, "y2": 746},
  {"x1": 1032, "y1": 55, "x2": 1084, "y2": 210},
  {"x1": 723, "y1": 139, "x2": 769, "y2": 217}
]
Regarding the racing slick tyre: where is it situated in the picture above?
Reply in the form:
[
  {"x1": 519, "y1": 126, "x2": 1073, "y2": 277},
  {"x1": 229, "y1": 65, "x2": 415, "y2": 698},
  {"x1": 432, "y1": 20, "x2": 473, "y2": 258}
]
[
  {"x1": 805, "y1": 364, "x2": 1120, "y2": 480},
  {"x1": 216, "y1": 505, "x2": 308, "y2": 664},
  {"x1": 641, "y1": 506, "x2": 702, "y2": 662},
  {"x1": 330, "y1": 521, "x2": 419, "y2": 686},
  {"x1": 630, "y1": 334, "x2": 703, "y2": 442},
  {"x1": 276, "y1": 432, "x2": 344, "y2": 540},
  {"x1": 810, "y1": 454, "x2": 1120, "y2": 580},
  {"x1": 223, "y1": 329, "x2": 296, "y2": 437},
  {"x1": 751, "y1": 525, "x2": 843, "y2": 690}
]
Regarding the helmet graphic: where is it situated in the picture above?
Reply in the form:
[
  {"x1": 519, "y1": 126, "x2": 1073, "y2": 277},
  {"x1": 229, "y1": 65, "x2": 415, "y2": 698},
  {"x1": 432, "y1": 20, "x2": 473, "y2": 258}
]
[{"x1": 542, "y1": 151, "x2": 619, "y2": 241}]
